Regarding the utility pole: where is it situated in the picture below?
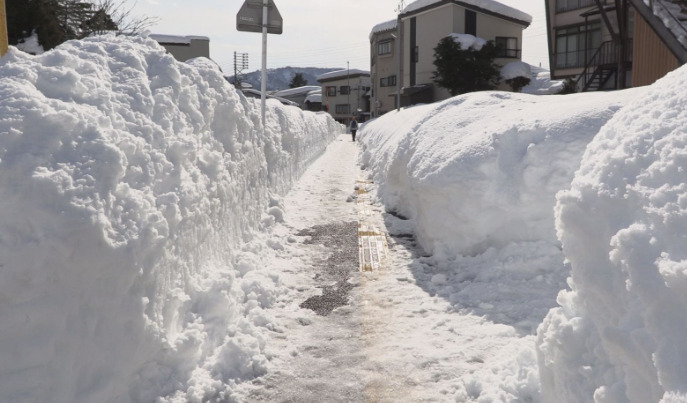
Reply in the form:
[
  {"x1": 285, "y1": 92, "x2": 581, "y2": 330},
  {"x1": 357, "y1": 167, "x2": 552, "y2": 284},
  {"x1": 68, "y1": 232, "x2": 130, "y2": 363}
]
[
  {"x1": 347, "y1": 61, "x2": 350, "y2": 125},
  {"x1": 0, "y1": 0, "x2": 8, "y2": 57}
]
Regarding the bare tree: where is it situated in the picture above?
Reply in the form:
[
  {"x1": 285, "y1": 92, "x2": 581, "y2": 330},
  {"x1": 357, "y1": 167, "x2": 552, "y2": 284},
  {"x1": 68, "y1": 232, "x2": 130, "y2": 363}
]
[{"x1": 90, "y1": 0, "x2": 159, "y2": 36}]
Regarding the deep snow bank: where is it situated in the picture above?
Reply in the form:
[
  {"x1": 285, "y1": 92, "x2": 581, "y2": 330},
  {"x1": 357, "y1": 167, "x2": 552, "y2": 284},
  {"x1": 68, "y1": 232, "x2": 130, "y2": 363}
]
[
  {"x1": 0, "y1": 35, "x2": 341, "y2": 402},
  {"x1": 537, "y1": 65, "x2": 687, "y2": 402},
  {"x1": 359, "y1": 90, "x2": 639, "y2": 258}
]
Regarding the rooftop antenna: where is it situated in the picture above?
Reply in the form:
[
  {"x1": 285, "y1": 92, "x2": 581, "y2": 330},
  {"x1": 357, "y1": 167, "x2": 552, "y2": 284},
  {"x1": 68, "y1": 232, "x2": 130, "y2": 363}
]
[{"x1": 394, "y1": 0, "x2": 405, "y2": 14}]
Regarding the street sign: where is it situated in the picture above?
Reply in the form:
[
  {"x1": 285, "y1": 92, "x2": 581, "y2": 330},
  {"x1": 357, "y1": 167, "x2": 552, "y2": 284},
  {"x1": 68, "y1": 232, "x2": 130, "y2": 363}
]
[{"x1": 237, "y1": 0, "x2": 283, "y2": 35}]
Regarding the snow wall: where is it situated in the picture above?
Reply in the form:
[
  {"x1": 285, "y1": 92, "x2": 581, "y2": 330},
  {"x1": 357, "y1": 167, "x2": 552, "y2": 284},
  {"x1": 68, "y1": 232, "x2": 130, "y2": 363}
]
[
  {"x1": 358, "y1": 90, "x2": 638, "y2": 259},
  {"x1": 0, "y1": 35, "x2": 341, "y2": 402},
  {"x1": 537, "y1": 66, "x2": 687, "y2": 402}
]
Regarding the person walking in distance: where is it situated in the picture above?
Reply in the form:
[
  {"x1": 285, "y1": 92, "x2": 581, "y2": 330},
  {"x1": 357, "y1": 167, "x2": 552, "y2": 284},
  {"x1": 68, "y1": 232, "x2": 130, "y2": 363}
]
[{"x1": 350, "y1": 117, "x2": 358, "y2": 142}]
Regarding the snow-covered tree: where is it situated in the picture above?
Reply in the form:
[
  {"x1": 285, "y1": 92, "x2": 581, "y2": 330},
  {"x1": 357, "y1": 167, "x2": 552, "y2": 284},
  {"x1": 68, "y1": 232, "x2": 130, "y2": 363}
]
[{"x1": 432, "y1": 36, "x2": 501, "y2": 96}]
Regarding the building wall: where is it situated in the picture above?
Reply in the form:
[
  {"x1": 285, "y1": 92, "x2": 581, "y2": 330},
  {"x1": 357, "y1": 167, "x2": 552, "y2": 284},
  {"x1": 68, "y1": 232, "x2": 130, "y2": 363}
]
[
  {"x1": 371, "y1": 29, "x2": 399, "y2": 116},
  {"x1": 632, "y1": 11, "x2": 679, "y2": 87},
  {"x1": 159, "y1": 38, "x2": 210, "y2": 62},
  {"x1": 319, "y1": 75, "x2": 371, "y2": 124},
  {"x1": 547, "y1": 0, "x2": 620, "y2": 79}
]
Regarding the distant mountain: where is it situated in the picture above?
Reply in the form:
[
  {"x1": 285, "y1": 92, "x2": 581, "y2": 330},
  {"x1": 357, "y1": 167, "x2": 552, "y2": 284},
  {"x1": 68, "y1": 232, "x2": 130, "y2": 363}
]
[{"x1": 227, "y1": 66, "x2": 342, "y2": 92}]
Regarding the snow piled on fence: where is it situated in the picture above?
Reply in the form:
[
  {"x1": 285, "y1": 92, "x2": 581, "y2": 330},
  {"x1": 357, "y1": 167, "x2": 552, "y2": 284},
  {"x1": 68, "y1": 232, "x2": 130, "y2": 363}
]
[
  {"x1": 0, "y1": 35, "x2": 341, "y2": 402},
  {"x1": 537, "y1": 65, "x2": 687, "y2": 402}
]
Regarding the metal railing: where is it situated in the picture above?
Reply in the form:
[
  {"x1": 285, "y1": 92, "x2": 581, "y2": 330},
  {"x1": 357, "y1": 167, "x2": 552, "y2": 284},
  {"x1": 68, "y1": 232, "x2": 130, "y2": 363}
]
[
  {"x1": 643, "y1": 0, "x2": 687, "y2": 41},
  {"x1": 575, "y1": 39, "x2": 634, "y2": 90},
  {"x1": 556, "y1": 0, "x2": 597, "y2": 13},
  {"x1": 577, "y1": 41, "x2": 616, "y2": 90}
]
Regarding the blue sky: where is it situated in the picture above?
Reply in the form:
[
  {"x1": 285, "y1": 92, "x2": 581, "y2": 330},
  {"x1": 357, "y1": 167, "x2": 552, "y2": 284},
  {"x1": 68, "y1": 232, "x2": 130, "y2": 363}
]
[{"x1": 126, "y1": 0, "x2": 549, "y2": 74}]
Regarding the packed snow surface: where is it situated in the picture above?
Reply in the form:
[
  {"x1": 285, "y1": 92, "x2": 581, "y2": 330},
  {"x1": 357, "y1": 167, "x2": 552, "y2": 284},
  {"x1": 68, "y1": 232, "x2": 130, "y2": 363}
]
[
  {"x1": 0, "y1": 35, "x2": 341, "y2": 402},
  {"x1": 359, "y1": 89, "x2": 640, "y2": 259},
  {"x1": 4, "y1": 25, "x2": 687, "y2": 403},
  {"x1": 537, "y1": 64, "x2": 687, "y2": 402},
  {"x1": 402, "y1": 0, "x2": 532, "y2": 24},
  {"x1": 501, "y1": 60, "x2": 531, "y2": 80}
]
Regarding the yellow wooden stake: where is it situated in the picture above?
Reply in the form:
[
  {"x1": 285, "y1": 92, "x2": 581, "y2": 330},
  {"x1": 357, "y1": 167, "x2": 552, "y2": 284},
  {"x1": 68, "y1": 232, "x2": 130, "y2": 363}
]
[{"x1": 0, "y1": 0, "x2": 8, "y2": 57}]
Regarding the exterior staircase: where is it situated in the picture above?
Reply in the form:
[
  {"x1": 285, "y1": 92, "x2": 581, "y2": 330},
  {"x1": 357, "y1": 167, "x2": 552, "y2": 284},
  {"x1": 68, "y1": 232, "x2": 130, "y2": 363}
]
[{"x1": 576, "y1": 41, "x2": 632, "y2": 91}]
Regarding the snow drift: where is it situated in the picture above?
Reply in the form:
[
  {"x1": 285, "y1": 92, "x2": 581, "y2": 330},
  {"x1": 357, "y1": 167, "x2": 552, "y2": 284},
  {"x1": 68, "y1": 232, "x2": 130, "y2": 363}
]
[
  {"x1": 359, "y1": 90, "x2": 639, "y2": 259},
  {"x1": 537, "y1": 65, "x2": 687, "y2": 402},
  {"x1": 0, "y1": 35, "x2": 341, "y2": 402}
]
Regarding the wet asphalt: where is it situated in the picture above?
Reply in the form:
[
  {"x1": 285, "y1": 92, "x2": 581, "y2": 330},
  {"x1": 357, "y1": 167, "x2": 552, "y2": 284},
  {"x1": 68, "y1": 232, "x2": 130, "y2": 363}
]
[{"x1": 297, "y1": 221, "x2": 359, "y2": 316}]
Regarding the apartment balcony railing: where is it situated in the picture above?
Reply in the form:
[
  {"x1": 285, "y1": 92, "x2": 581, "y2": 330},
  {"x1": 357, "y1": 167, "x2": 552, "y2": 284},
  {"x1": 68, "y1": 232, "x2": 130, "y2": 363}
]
[{"x1": 556, "y1": 0, "x2": 598, "y2": 13}]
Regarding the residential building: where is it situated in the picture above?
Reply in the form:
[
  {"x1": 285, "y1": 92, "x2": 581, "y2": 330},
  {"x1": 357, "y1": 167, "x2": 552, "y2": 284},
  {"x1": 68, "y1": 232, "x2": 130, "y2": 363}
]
[
  {"x1": 370, "y1": 0, "x2": 531, "y2": 115},
  {"x1": 273, "y1": 86, "x2": 323, "y2": 111},
  {"x1": 317, "y1": 69, "x2": 371, "y2": 125},
  {"x1": 150, "y1": 34, "x2": 210, "y2": 62},
  {"x1": 370, "y1": 19, "x2": 399, "y2": 116},
  {"x1": 545, "y1": 0, "x2": 687, "y2": 91}
]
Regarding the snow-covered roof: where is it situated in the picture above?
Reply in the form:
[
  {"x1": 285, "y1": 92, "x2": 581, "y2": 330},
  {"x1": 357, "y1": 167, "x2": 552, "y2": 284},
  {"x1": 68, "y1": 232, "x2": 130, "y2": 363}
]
[
  {"x1": 401, "y1": 0, "x2": 532, "y2": 25},
  {"x1": 648, "y1": 0, "x2": 687, "y2": 48},
  {"x1": 242, "y1": 89, "x2": 300, "y2": 106},
  {"x1": 369, "y1": 19, "x2": 398, "y2": 40},
  {"x1": 274, "y1": 86, "x2": 322, "y2": 97},
  {"x1": 149, "y1": 34, "x2": 210, "y2": 44},
  {"x1": 305, "y1": 92, "x2": 322, "y2": 103},
  {"x1": 317, "y1": 69, "x2": 370, "y2": 82}
]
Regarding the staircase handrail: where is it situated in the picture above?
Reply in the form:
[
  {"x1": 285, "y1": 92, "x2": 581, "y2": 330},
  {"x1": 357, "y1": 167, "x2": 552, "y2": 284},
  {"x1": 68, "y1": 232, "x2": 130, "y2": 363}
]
[{"x1": 575, "y1": 40, "x2": 617, "y2": 90}]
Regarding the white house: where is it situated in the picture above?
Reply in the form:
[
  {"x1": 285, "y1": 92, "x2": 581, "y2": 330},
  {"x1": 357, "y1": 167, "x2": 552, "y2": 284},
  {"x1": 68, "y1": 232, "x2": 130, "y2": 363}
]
[
  {"x1": 317, "y1": 69, "x2": 371, "y2": 125},
  {"x1": 370, "y1": 0, "x2": 532, "y2": 113}
]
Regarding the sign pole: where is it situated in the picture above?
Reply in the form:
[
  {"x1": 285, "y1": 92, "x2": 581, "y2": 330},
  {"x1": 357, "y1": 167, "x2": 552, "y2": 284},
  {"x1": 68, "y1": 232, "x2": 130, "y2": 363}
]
[
  {"x1": 237, "y1": 0, "x2": 282, "y2": 133},
  {"x1": 261, "y1": 0, "x2": 268, "y2": 132},
  {"x1": 0, "y1": 0, "x2": 8, "y2": 57}
]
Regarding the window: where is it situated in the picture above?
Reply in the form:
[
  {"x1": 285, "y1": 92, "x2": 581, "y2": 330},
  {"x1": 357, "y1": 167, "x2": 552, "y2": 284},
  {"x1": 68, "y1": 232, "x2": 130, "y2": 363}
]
[
  {"x1": 555, "y1": 0, "x2": 596, "y2": 13},
  {"x1": 378, "y1": 40, "x2": 393, "y2": 55},
  {"x1": 326, "y1": 86, "x2": 336, "y2": 96},
  {"x1": 335, "y1": 104, "x2": 350, "y2": 114},
  {"x1": 340, "y1": 86, "x2": 350, "y2": 95},
  {"x1": 495, "y1": 37, "x2": 520, "y2": 58},
  {"x1": 554, "y1": 23, "x2": 601, "y2": 69},
  {"x1": 380, "y1": 75, "x2": 396, "y2": 87},
  {"x1": 465, "y1": 10, "x2": 477, "y2": 36}
]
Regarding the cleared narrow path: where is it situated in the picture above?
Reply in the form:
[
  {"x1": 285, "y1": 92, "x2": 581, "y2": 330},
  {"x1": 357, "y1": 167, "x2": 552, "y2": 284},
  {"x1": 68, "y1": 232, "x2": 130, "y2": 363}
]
[{"x1": 235, "y1": 133, "x2": 535, "y2": 402}]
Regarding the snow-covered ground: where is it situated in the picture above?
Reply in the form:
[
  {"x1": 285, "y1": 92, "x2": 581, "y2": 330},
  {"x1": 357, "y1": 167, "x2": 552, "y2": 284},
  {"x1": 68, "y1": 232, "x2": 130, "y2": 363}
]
[
  {"x1": 0, "y1": 35, "x2": 342, "y2": 402},
  {"x1": 358, "y1": 65, "x2": 687, "y2": 402},
  {"x1": 3, "y1": 32, "x2": 687, "y2": 403}
]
